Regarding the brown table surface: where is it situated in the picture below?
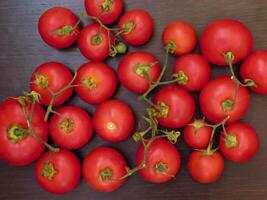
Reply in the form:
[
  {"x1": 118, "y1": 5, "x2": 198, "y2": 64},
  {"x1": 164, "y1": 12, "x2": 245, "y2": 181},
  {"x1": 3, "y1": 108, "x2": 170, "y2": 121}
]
[{"x1": 1, "y1": 0, "x2": 267, "y2": 199}]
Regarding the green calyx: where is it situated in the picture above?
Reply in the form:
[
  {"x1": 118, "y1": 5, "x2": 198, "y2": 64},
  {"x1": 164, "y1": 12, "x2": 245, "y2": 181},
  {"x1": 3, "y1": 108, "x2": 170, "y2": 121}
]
[
  {"x1": 82, "y1": 76, "x2": 97, "y2": 90},
  {"x1": 244, "y1": 79, "x2": 257, "y2": 87},
  {"x1": 165, "y1": 40, "x2": 176, "y2": 54},
  {"x1": 225, "y1": 133, "x2": 239, "y2": 148},
  {"x1": 134, "y1": 63, "x2": 155, "y2": 78},
  {"x1": 121, "y1": 22, "x2": 135, "y2": 35},
  {"x1": 59, "y1": 118, "x2": 74, "y2": 133},
  {"x1": 99, "y1": 168, "x2": 113, "y2": 181},
  {"x1": 147, "y1": 101, "x2": 169, "y2": 118},
  {"x1": 101, "y1": 0, "x2": 113, "y2": 12},
  {"x1": 109, "y1": 42, "x2": 127, "y2": 57},
  {"x1": 34, "y1": 73, "x2": 49, "y2": 89},
  {"x1": 154, "y1": 161, "x2": 168, "y2": 174},
  {"x1": 224, "y1": 51, "x2": 235, "y2": 65},
  {"x1": 173, "y1": 70, "x2": 188, "y2": 85},
  {"x1": 91, "y1": 34, "x2": 102, "y2": 45},
  {"x1": 54, "y1": 25, "x2": 74, "y2": 37},
  {"x1": 162, "y1": 130, "x2": 181, "y2": 144},
  {"x1": 7, "y1": 125, "x2": 28, "y2": 143},
  {"x1": 41, "y1": 162, "x2": 57, "y2": 181},
  {"x1": 222, "y1": 99, "x2": 234, "y2": 112}
]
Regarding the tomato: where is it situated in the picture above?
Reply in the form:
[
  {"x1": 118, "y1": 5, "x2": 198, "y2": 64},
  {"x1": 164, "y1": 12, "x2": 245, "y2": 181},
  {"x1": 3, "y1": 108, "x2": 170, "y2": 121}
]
[
  {"x1": 38, "y1": 7, "x2": 80, "y2": 49},
  {"x1": 173, "y1": 54, "x2": 211, "y2": 92},
  {"x1": 75, "y1": 61, "x2": 117, "y2": 105},
  {"x1": 219, "y1": 122, "x2": 259, "y2": 163},
  {"x1": 118, "y1": 51, "x2": 161, "y2": 94},
  {"x1": 85, "y1": 0, "x2": 124, "y2": 25},
  {"x1": 49, "y1": 105, "x2": 93, "y2": 150},
  {"x1": 162, "y1": 21, "x2": 197, "y2": 55},
  {"x1": 93, "y1": 99, "x2": 134, "y2": 142},
  {"x1": 240, "y1": 50, "x2": 267, "y2": 95},
  {"x1": 118, "y1": 9, "x2": 153, "y2": 46},
  {"x1": 82, "y1": 147, "x2": 127, "y2": 192},
  {"x1": 153, "y1": 85, "x2": 195, "y2": 128},
  {"x1": 35, "y1": 150, "x2": 81, "y2": 194},
  {"x1": 188, "y1": 151, "x2": 224, "y2": 184},
  {"x1": 30, "y1": 62, "x2": 73, "y2": 107},
  {"x1": 136, "y1": 138, "x2": 180, "y2": 183},
  {"x1": 78, "y1": 23, "x2": 115, "y2": 61},
  {"x1": 200, "y1": 19, "x2": 253, "y2": 66},
  {"x1": 0, "y1": 99, "x2": 48, "y2": 166}
]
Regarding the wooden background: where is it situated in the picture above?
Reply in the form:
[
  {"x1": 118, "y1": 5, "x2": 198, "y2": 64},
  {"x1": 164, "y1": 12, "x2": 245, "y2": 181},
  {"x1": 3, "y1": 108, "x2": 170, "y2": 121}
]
[{"x1": 0, "y1": 0, "x2": 267, "y2": 199}]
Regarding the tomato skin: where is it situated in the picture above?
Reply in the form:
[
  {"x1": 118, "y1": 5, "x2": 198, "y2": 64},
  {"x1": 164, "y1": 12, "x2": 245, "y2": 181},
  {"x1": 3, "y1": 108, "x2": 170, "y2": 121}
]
[
  {"x1": 200, "y1": 19, "x2": 253, "y2": 66},
  {"x1": 219, "y1": 123, "x2": 259, "y2": 163},
  {"x1": 199, "y1": 76, "x2": 250, "y2": 124},
  {"x1": 173, "y1": 54, "x2": 211, "y2": 92},
  {"x1": 85, "y1": 0, "x2": 124, "y2": 25},
  {"x1": 118, "y1": 51, "x2": 161, "y2": 94},
  {"x1": 82, "y1": 147, "x2": 127, "y2": 192},
  {"x1": 240, "y1": 50, "x2": 267, "y2": 95},
  {"x1": 93, "y1": 99, "x2": 134, "y2": 142},
  {"x1": 38, "y1": 7, "x2": 79, "y2": 49},
  {"x1": 49, "y1": 106, "x2": 93, "y2": 150},
  {"x1": 136, "y1": 138, "x2": 181, "y2": 183},
  {"x1": 75, "y1": 61, "x2": 117, "y2": 105},
  {"x1": 188, "y1": 151, "x2": 224, "y2": 184},
  {"x1": 118, "y1": 9, "x2": 153, "y2": 46},
  {"x1": 35, "y1": 150, "x2": 81, "y2": 194}
]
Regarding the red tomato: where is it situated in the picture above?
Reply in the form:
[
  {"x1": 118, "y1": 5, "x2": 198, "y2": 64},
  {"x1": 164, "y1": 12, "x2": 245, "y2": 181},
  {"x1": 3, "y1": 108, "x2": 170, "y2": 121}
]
[
  {"x1": 49, "y1": 105, "x2": 93, "y2": 149},
  {"x1": 85, "y1": 0, "x2": 124, "y2": 25},
  {"x1": 82, "y1": 147, "x2": 127, "y2": 192},
  {"x1": 240, "y1": 50, "x2": 267, "y2": 95},
  {"x1": 162, "y1": 21, "x2": 197, "y2": 55},
  {"x1": 78, "y1": 23, "x2": 115, "y2": 61},
  {"x1": 35, "y1": 150, "x2": 81, "y2": 194},
  {"x1": 118, "y1": 51, "x2": 161, "y2": 94},
  {"x1": 200, "y1": 19, "x2": 253, "y2": 66},
  {"x1": 153, "y1": 85, "x2": 195, "y2": 128},
  {"x1": 75, "y1": 61, "x2": 117, "y2": 105},
  {"x1": 93, "y1": 99, "x2": 134, "y2": 142},
  {"x1": 219, "y1": 122, "x2": 259, "y2": 163},
  {"x1": 38, "y1": 7, "x2": 79, "y2": 49},
  {"x1": 0, "y1": 99, "x2": 48, "y2": 166},
  {"x1": 118, "y1": 9, "x2": 153, "y2": 46},
  {"x1": 188, "y1": 151, "x2": 224, "y2": 184},
  {"x1": 30, "y1": 62, "x2": 73, "y2": 106},
  {"x1": 173, "y1": 54, "x2": 211, "y2": 92},
  {"x1": 136, "y1": 138, "x2": 181, "y2": 183}
]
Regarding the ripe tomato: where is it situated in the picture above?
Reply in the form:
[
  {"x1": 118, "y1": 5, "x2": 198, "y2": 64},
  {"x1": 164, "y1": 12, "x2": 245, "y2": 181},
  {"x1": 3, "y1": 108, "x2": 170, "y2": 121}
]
[
  {"x1": 136, "y1": 138, "x2": 181, "y2": 183},
  {"x1": 85, "y1": 0, "x2": 124, "y2": 25},
  {"x1": 199, "y1": 76, "x2": 250, "y2": 124},
  {"x1": 173, "y1": 54, "x2": 211, "y2": 92},
  {"x1": 188, "y1": 151, "x2": 224, "y2": 184},
  {"x1": 162, "y1": 21, "x2": 197, "y2": 55},
  {"x1": 38, "y1": 7, "x2": 80, "y2": 49},
  {"x1": 75, "y1": 61, "x2": 117, "y2": 105},
  {"x1": 240, "y1": 50, "x2": 267, "y2": 95},
  {"x1": 118, "y1": 9, "x2": 153, "y2": 46},
  {"x1": 219, "y1": 122, "x2": 259, "y2": 163},
  {"x1": 78, "y1": 23, "x2": 115, "y2": 61},
  {"x1": 0, "y1": 99, "x2": 48, "y2": 166},
  {"x1": 153, "y1": 85, "x2": 195, "y2": 128},
  {"x1": 30, "y1": 62, "x2": 74, "y2": 107},
  {"x1": 49, "y1": 105, "x2": 93, "y2": 150},
  {"x1": 93, "y1": 99, "x2": 134, "y2": 142},
  {"x1": 118, "y1": 51, "x2": 161, "y2": 94},
  {"x1": 35, "y1": 150, "x2": 81, "y2": 194},
  {"x1": 200, "y1": 19, "x2": 253, "y2": 66},
  {"x1": 82, "y1": 147, "x2": 127, "y2": 192}
]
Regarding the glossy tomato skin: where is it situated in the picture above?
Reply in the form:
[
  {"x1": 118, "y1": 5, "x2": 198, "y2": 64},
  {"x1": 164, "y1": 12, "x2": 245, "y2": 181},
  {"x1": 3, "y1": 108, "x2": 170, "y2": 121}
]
[
  {"x1": 49, "y1": 106, "x2": 93, "y2": 149},
  {"x1": 136, "y1": 138, "x2": 181, "y2": 183},
  {"x1": 240, "y1": 50, "x2": 267, "y2": 95},
  {"x1": 118, "y1": 51, "x2": 161, "y2": 94},
  {"x1": 199, "y1": 76, "x2": 250, "y2": 124},
  {"x1": 219, "y1": 123, "x2": 259, "y2": 163},
  {"x1": 153, "y1": 85, "x2": 195, "y2": 128},
  {"x1": 173, "y1": 54, "x2": 211, "y2": 92},
  {"x1": 85, "y1": 0, "x2": 124, "y2": 25},
  {"x1": 200, "y1": 19, "x2": 253, "y2": 66},
  {"x1": 30, "y1": 62, "x2": 73, "y2": 106},
  {"x1": 188, "y1": 151, "x2": 224, "y2": 184},
  {"x1": 75, "y1": 61, "x2": 117, "y2": 105},
  {"x1": 162, "y1": 21, "x2": 197, "y2": 55},
  {"x1": 82, "y1": 147, "x2": 127, "y2": 192},
  {"x1": 93, "y1": 99, "x2": 134, "y2": 142},
  {"x1": 35, "y1": 150, "x2": 81, "y2": 194},
  {"x1": 118, "y1": 9, "x2": 153, "y2": 46},
  {"x1": 0, "y1": 99, "x2": 48, "y2": 166},
  {"x1": 38, "y1": 7, "x2": 79, "y2": 49}
]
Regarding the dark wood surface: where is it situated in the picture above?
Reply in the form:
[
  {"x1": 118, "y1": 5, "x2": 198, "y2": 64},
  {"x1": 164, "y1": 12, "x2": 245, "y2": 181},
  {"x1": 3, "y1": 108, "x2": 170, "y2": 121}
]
[{"x1": 1, "y1": 0, "x2": 267, "y2": 199}]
